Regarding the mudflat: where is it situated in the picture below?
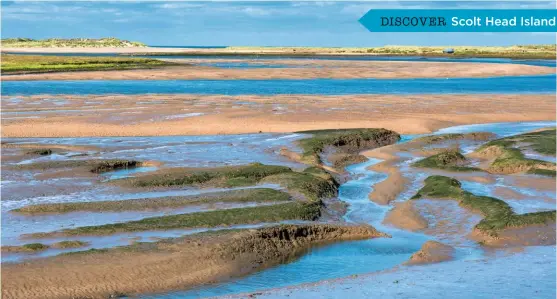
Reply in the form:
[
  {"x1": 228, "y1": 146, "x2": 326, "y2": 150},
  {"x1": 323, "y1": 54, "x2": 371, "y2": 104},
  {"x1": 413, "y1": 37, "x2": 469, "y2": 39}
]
[
  {"x1": 2, "y1": 61, "x2": 554, "y2": 80},
  {"x1": 1, "y1": 224, "x2": 386, "y2": 299},
  {"x1": 2, "y1": 94, "x2": 555, "y2": 137}
]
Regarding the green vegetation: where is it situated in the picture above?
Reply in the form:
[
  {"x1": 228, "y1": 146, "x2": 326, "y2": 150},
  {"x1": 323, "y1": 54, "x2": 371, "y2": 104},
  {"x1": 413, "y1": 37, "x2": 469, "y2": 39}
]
[
  {"x1": 475, "y1": 129, "x2": 556, "y2": 176},
  {"x1": 1, "y1": 54, "x2": 172, "y2": 74},
  {"x1": 412, "y1": 175, "x2": 556, "y2": 236},
  {"x1": 126, "y1": 45, "x2": 556, "y2": 59},
  {"x1": 25, "y1": 148, "x2": 53, "y2": 156},
  {"x1": 330, "y1": 154, "x2": 369, "y2": 169},
  {"x1": 61, "y1": 248, "x2": 109, "y2": 256},
  {"x1": 412, "y1": 149, "x2": 481, "y2": 172},
  {"x1": 14, "y1": 159, "x2": 144, "y2": 173},
  {"x1": 115, "y1": 163, "x2": 292, "y2": 188},
  {"x1": 29, "y1": 201, "x2": 322, "y2": 237},
  {"x1": 113, "y1": 163, "x2": 337, "y2": 202},
  {"x1": 261, "y1": 172, "x2": 337, "y2": 201},
  {"x1": 21, "y1": 243, "x2": 49, "y2": 251},
  {"x1": 13, "y1": 189, "x2": 290, "y2": 214},
  {"x1": 295, "y1": 128, "x2": 400, "y2": 165},
  {"x1": 412, "y1": 132, "x2": 495, "y2": 145},
  {"x1": 51, "y1": 240, "x2": 90, "y2": 249},
  {"x1": 527, "y1": 169, "x2": 557, "y2": 177},
  {"x1": 2, "y1": 37, "x2": 145, "y2": 48},
  {"x1": 2, "y1": 240, "x2": 88, "y2": 252}
]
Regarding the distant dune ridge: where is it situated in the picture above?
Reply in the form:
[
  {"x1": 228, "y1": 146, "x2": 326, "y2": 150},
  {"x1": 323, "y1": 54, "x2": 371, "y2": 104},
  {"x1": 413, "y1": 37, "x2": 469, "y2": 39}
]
[{"x1": 1, "y1": 37, "x2": 146, "y2": 48}]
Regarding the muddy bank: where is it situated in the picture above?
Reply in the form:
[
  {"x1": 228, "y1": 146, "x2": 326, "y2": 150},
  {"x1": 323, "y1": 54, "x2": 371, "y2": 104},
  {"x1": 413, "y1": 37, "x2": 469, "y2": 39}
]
[
  {"x1": 3, "y1": 61, "x2": 554, "y2": 81},
  {"x1": 1, "y1": 224, "x2": 387, "y2": 299},
  {"x1": 471, "y1": 222, "x2": 556, "y2": 247},
  {"x1": 2, "y1": 94, "x2": 554, "y2": 137},
  {"x1": 406, "y1": 241, "x2": 455, "y2": 265},
  {"x1": 384, "y1": 201, "x2": 428, "y2": 231}
]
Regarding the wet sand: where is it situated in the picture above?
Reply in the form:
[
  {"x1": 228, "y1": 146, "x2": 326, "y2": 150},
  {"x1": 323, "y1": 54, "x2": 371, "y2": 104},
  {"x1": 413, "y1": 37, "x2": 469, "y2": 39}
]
[
  {"x1": 3, "y1": 61, "x2": 554, "y2": 80},
  {"x1": 406, "y1": 241, "x2": 455, "y2": 265},
  {"x1": 2, "y1": 94, "x2": 554, "y2": 137},
  {"x1": 383, "y1": 201, "x2": 428, "y2": 231},
  {"x1": 1, "y1": 224, "x2": 386, "y2": 299},
  {"x1": 470, "y1": 223, "x2": 556, "y2": 247}
]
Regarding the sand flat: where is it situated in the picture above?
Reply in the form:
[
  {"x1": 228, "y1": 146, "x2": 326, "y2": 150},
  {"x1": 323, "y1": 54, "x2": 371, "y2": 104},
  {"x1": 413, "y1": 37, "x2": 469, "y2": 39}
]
[
  {"x1": 2, "y1": 94, "x2": 554, "y2": 137},
  {"x1": 2, "y1": 61, "x2": 554, "y2": 80}
]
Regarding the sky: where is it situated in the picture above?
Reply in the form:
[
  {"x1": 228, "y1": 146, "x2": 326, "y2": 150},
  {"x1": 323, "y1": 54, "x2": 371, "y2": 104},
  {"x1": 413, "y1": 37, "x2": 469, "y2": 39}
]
[{"x1": 1, "y1": 1, "x2": 556, "y2": 47}]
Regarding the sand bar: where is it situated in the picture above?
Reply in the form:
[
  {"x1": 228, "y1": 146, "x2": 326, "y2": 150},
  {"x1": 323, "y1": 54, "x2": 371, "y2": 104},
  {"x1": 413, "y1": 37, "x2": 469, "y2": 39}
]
[
  {"x1": 2, "y1": 94, "x2": 554, "y2": 137},
  {"x1": 2, "y1": 61, "x2": 554, "y2": 80}
]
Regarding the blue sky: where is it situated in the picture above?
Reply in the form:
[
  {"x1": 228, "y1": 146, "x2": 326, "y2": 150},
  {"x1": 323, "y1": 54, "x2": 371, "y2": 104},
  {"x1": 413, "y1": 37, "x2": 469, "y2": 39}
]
[{"x1": 1, "y1": 1, "x2": 555, "y2": 46}]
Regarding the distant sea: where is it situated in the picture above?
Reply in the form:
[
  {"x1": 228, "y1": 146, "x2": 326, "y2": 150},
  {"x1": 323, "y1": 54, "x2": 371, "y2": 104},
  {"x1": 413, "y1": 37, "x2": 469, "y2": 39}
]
[{"x1": 149, "y1": 45, "x2": 228, "y2": 49}]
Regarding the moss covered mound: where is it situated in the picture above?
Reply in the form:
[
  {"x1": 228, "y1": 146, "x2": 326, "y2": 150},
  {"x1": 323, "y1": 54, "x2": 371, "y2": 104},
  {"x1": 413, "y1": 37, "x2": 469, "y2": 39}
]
[
  {"x1": 14, "y1": 159, "x2": 144, "y2": 173},
  {"x1": 28, "y1": 201, "x2": 323, "y2": 237},
  {"x1": 412, "y1": 150, "x2": 480, "y2": 172},
  {"x1": 13, "y1": 189, "x2": 290, "y2": 214},
  {"x1": 412, "y1": 175, "x2": 556, "y2": 236},
  {"x1": 25, "y1": 148, "x2": 53, "y2": 156},
  {"x1": 412, "y1": 132, "x2": 495, "y2": 145},
  {"x1": 112, "y1": 163, "x2": 338, "y2": 202},
  {"x1": 295, "y1": 128, "x2": 400, "y2": 166},
  {"x1": 261, "y1": 172, "x2": 338, "y2": 202},
  {"x1": 2, "y1": 240, "x2": 89, "y2": 252},
  {"x1": 115, "y1": 163, "x2": 292, "y2": 188},
  {"x1": 474, "y1": 129, "x2": 556, "y2": 176}
]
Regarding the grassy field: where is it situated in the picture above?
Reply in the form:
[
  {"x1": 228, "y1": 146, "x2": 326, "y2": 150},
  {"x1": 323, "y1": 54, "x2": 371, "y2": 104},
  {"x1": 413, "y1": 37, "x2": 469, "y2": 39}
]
[
  {"x1": 474, "y1": 129, "x2": 556, "y2": 176},
  {"x1": 412, "y1": 149, "x2": 481, "y2": 172},
  {"x1": 14, "y1": 159, "x2": 144, "y2": 173},
  {"x1": 13, "y1": 189, "x2": 290, "y2": 214},
  {"x1": 295, "y1": 128, "x2": 400, "y2": 165},
  {"x1": 126, "y1": 45, "x2": 556, "y2": 59},
  {"x1": 412, "y1": 175, "x2": 556, "y2": 236},
  {"x1": 1, "y1": 54, "x2": 171, "y2": 74},
  {"x1": 28, "y1": 201, "x2": 322, "y2": 237},
  {"x1": 2, "y1": 37, "x2": 145, "y2": 48}
]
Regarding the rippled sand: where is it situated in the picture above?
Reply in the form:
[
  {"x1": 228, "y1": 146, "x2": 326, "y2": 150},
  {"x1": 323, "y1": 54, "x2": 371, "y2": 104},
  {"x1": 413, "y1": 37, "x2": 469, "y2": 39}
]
[{"x1": 2, "y1": 94, "x2": 555, "y2": 137}]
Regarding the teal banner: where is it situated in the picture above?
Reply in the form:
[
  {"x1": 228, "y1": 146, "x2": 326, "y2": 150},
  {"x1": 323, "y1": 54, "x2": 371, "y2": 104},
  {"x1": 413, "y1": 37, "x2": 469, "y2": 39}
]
[{"x1": 359, "y1": 9, "x2": 557, "y2": 32}]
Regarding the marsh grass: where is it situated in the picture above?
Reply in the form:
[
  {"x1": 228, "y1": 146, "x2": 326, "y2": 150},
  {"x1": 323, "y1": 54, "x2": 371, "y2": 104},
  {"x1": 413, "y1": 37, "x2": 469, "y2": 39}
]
[
  {"x1": 115, "y1": 163, "x2": 292, "y2": 188},
  {"x1": 25, "y1": 148, "x2": 53, "y2": 156},
  {"x1": 412, "y1": 149, "x2": 481, "y2": 172},
  {"x1": 14, "y1": 159, "x2": 143, "y2": 173},
  {"x1": 475, "y1": 129, "x2": 556, "y2": 175},
  {"x1": 261, "y1": 172, "x2": 338, "y2": 202},
  {"x1": 13, "y1": 188, "x2": 290, "y2": 214},
  {"x1": 1, "y1": 54, "x2": 171, "y2": 74},
  {"x1": 2, "y1": 240, "x2": 88, "y2": 252},
  {"x1": 295, "y1": 128, "x2": 400, "y2": 165},
  {"x1": 412, "y1": 132, "x2": 495, "y2": 145},
  {"x1": 51, "y1": 240, "x2": 90, "y2": 249},
  {"x1": 412, "y1": 175, "x2": 556, "y2": 235},
  {"x1": 30, "y1": 202, "x2": 322, "y2": 237}
]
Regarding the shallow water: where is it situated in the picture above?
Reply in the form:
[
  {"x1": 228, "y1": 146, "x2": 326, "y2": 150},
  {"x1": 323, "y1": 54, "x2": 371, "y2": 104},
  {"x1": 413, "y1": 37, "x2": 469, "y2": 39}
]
[
  {"x1": 7, "y1": 52, "x2": 554, "y2": 67},
  {"x1": 2, "y1": 75, "x2": 556, "y2": 96}
]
